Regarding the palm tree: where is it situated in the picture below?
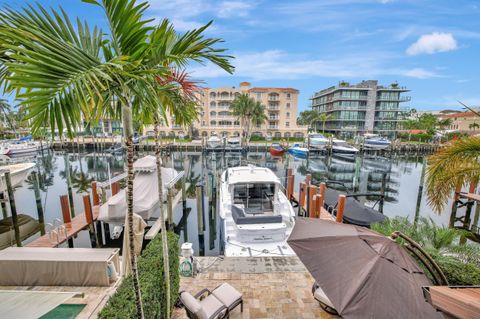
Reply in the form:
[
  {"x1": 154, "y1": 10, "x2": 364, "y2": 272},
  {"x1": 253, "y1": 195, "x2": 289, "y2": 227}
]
[
  {"x1": 0, "y1": 99, "x2": 14, "y2": 131},
  {"x1": 425, "y1": 136, "x2": 480, "y2": 213},
  {"x1": 250, "y1": 101, "x2": 267, "y2": 140},
  {"x1": 0, "y1": 1, "x2": 233, "y2": 318},
  {"x1": 297, "y1": 109, "x2": 324, "y2": 132},
  {"x1": 230, "y1": 94, "x2": 254, "y2": 144},
  {"x1": 319, "y1": 113, "x2": 331, "y2": 133},
  {"x1": 469, "y1": 122, "x2": 479, "y2": 131}
]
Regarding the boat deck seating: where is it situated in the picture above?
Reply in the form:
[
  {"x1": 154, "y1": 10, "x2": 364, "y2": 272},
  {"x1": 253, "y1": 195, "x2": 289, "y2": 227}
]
[{"x1": 232, "y1": 205, "x2": 282, "y2": 225}]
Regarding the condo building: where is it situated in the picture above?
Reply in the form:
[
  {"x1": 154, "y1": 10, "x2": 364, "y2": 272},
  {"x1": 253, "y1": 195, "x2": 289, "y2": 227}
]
[
  {"x1": 144, "y1": 81, "x2": 307, "y2": 139},
  {"x1": 310, "y1": 80, "x2": 410, "y2": 138}
]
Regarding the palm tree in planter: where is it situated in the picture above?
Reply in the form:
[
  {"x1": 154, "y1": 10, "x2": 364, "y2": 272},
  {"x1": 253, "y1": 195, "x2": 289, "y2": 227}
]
[{"x1": 0, "y1": 1, "x2": 233, "y2": 318}]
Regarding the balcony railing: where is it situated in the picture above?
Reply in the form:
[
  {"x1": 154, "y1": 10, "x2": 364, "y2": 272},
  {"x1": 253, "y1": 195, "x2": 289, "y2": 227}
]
[
  {"x1": 269, "y1": 117, "x2": 279, "y2": 121},
  {"x1": 377, "y1": 96, "x2": 411, "y2": 102},
  {"x1": 268, "y1": 106, "x2": 280, "y2": 111}
]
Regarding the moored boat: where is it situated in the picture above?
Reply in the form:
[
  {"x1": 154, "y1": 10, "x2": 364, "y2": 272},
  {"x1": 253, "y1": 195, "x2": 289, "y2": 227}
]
[
  {"x1": 269, "y1": 143, "x2": 284, "y2": 156},
  {"x1": 288, "y1": 143, "x2": 309, "y2": 158},
  {"x1": 0, "y1": 214, "x2": 40, "y2": 249},
  {"x1": 331, "y1": 139, "x2": 359, "y2": 154},
  {"x1": 0, "y1": 162, "x2": 35, "y2": 191},
  {"x1": 362, "y1": 134, "x2": 391, "y2": 150},
  {"x1": 306, "y1": 133, "x2": 329, "y2": 151},
  {"x1": 207, "y1": 134, "x2": 222, "y2": 149},
  {"x1": 226, "y1": 136, "x2": 242, "y2": 151},
  {"x1": 219, "y1": 165, "x2": 296, "y2": 257}
]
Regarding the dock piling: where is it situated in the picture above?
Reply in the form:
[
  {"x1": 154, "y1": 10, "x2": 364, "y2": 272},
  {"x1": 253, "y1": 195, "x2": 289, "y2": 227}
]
[
  {"x1": 298, "y1": 182, "x2": 307, "y2": 216},
  {"x1": 307, "y1": 185, "x2": 318, "y2": 217},
  {"x1": 60, "y1": 195, "x2": 74, "y2": 248},
  {"x1": 32, "y1": 171, "x2": 46, "y2": 235},
  {"x1": 336, "y1": 194, "x2": 346, "y2": 223},
  {"x1": 82, "y1": 195, "x2": 97, "y2": 248},
  {"x1": 5, "y1": 171, "x2": 21, "y2": 247}
]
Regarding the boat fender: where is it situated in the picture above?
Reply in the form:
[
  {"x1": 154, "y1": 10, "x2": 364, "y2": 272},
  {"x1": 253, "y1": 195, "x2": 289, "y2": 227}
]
[{"x1": 179, "y1": 257, "x2": 194, "y2": 277}]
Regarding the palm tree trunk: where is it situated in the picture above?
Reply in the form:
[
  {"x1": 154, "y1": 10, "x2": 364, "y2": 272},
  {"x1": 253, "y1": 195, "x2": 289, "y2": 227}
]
[
  {"x1": 154, "y1": 117, "x2": 171, "y2": 318},
  {"x1": 122, "y1": 103, "x2": 144, "y2": 319},
  {"x1": 322, "y1": 120, "x2": 326, "y2": 134}
]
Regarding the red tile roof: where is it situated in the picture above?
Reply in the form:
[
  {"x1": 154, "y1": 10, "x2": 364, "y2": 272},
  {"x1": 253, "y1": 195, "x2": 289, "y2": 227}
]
[
  {"x1": 441, "y1": 111, "x2": 478, "y2": 118},
  {"x1": 248, "y1": 87, "x2": 299, "y2": 93}
]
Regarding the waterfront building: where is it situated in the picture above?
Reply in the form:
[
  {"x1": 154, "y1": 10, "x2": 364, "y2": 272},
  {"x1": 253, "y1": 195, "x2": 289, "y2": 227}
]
[
  {"x1": 310, "y1": 80, "x2": 410, "y2": 138},
  {"x1": 439, "y1": 111, "x2": 480, "y2": 134},
  {"x1": 144, "y1": 81, "x2": 307, "y2": 139}
]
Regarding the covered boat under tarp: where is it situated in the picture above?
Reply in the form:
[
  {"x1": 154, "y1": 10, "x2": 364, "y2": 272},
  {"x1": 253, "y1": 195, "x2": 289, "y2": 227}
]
[
  {"x1": 323, "y1": 188, "x2": 385, "y2": 227},
  {"x1": 98, "y1": 156, "x2": 179, "y2": 223}
]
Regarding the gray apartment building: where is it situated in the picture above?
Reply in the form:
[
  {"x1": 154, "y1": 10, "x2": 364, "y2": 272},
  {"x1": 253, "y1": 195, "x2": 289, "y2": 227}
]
[{"x1": 310, "y1": 80, "x2": 410, "y2": 138}]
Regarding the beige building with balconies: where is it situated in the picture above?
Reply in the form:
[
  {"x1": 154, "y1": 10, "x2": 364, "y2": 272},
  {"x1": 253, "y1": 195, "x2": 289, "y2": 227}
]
[{"x1": 144, "y1": 81, "x2": 307, "y2": 139}]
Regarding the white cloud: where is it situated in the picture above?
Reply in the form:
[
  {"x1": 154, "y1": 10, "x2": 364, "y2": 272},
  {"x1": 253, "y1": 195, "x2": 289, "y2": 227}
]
[
  {"x1": 217, "y1": 1, "x2": 254, "y2": 18},
  {"x1": 406, "y1": 32, "x2": 458, "y2": 56},
  {"x1": 189, "y1": 49, "x2": 439, "y2": 80}
]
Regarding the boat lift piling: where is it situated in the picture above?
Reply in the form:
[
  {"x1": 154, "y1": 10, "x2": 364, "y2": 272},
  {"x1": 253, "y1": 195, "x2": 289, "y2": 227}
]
[
  {"x1": 449, "y1": 183, "x2": 463, "y2": 227},
  {"x1": 82, "y1": 194, "x2": 97, "y2": 248},
  {"x1": 4, "y1": 171, "x2": 21, "y2": 247},
  {"x1": 379, "y1": 172, "x2": 387, "y2": 214},
  {"x1": 91, "y1": 181, "x2": 105, "y2": 246},
  {"x1": 60, "y1": 195, "x2": 74, "y2": 248},
  {"x1": 196, "y1": 184, "x2": 205, "y2": 256},
  {"x1": 31, "y1": 171, "x2": 46, "y2": 235},
  {"x1": 307, "y1": 185, "x2": 318, "y2": 217},
  {"x1": 298, "y1": 182, "x2": 307, "y2": 216},
  {"x1": 286, "y1": 169, "x2": 294, "y2": 201}
]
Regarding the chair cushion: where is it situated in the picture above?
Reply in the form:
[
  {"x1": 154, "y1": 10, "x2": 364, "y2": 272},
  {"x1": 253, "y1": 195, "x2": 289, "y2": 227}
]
[
  {"x1": 199, "y1": 294, "x2": 224, "y2": 319},
  {"x1": 313, "y1": 286, "x2": 335, "y2": 309},
  {"x1": 180, "y1": 292, "x2": 202, "y2": 315},
  {"x1": 212, "y1": 283, "x2": 242, "y2": 308}
]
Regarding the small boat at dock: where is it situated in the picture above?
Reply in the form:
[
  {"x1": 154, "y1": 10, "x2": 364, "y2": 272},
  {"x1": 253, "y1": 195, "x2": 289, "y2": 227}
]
[
  {"x1": 269, "y1": 143, "x2": 284, "y2": 156},
  {"x1": 0, "y1": 162, "x2": 35, "y2": 191},
  {"x1": 359, "y1": 134, "x2": 391, "y2": 150},
  {"x1": 226, "y1": 136, "x2": 242, "y2": 151},
  {"x1": 288, "y1": 143, "x2": 309, "y2": 158},
  {"x1": 306, "y1": 133, "x2": 329, "y2": 151},
  {"x1": 331, "y1": 139, "x2": 359, "y2": 154},
  {"x1": 207, "y1": 134, "x2": 222, "y2": 149},
  {"x1": 219, "y1": 165, "x2": 296, "y2": 257}
]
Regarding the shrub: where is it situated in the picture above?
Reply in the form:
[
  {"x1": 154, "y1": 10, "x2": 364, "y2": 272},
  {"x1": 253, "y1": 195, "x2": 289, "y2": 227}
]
[
  {"x1": 99, "y1": 232, "x2": 180, "y2": 319},
  {"x1": 429, "y1": 253, "x2": 480, "y2": 285}
]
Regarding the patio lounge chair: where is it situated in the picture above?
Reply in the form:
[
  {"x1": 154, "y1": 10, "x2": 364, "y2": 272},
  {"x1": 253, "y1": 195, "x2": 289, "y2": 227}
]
[
  {"x1": 180, "y1": 283, "x2": 243, "y2": 319},
  {"x1": 312, "y1": 282, "x2": 338, "y2": 315}
]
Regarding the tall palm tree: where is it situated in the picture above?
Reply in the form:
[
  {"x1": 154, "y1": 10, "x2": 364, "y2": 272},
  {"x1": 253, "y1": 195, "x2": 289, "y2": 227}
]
[
  {"x1": 230, "y1": 94, "x2": 266, "y2": 144},
  {"x1": 0, "y1": 1, "x2": 233, "y2": 318},
  {"x1": 0, "y1": 99, "x2": 14, "y2": 131},
  {"x1": 319, "y1": 113, "x2": 331, "y2": 133},
  {"x1": 425, "y1": 136, "x2": 480, "y2": 213}
]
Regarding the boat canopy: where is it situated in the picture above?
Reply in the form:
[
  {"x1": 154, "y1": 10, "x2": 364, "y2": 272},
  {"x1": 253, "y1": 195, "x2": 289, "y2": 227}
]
[{"x1": 227, "y1": 166, "x2": 280, "y2": 185}]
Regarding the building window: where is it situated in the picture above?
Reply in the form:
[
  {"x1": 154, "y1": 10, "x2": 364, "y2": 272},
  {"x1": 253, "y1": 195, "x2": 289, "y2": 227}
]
[
  {"x1": 286, "y1": 112, "x2": 290, "y2": 118},
  {"x1": 256, "y1": 92, "x2": 262, "y2": 100},
  {"x1": 286, "y1": 103, "x2": 291, "y2": 108},
  {"x1": 286, "y1": 93, "x2": 291, "y2": 99},
  {"x1": 286, "y1": 121, "x2": 290, "y2": 127}
]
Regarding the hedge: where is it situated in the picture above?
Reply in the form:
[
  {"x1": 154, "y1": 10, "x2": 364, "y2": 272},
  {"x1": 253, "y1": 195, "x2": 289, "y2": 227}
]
[
  {"x1": 99, "y1": 232, "x2": 180, "y2": 319},
  {"x1": 429, "y1": 253, "x2": 480, "y2": 286}
]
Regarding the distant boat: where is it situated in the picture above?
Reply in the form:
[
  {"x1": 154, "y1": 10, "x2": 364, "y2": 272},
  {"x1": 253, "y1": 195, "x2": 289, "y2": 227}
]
[
  {"x1": 219, "y1": 165, "x2": 296, "y2": 257},
  {"x1": 207, "y1": 135, "x2": 222, "y2": 149},
  {"x1": 331, "y1": 139, "x2": 359, "y2": 154},
  {"x1": 106, "y1": 143, "x2": 124, "y2": 154},
  {"x1": 98, "y1": 155, "x2": 180, "y2": 223},
  {"x1": 362, "y1": 134, "x2": 391, "y2": 150},
  {"x1": 0, "y1": 214, "x2": 40, "y2": 249},
  {"x1": 269, "y1": 143, "x2": 284, "y2": 156},
  {"x1": 226, "y1": 136, "x2": 242, "y2": 150},
  {"x1": 0, "y1": 162, "x2": 35, "y2": 191},
  {"x1": 288, "y1": 143, "x2": 309, "y2": 158},
  {"x1": 306, "y1": 133, "x2": 329, "y2": 151}
]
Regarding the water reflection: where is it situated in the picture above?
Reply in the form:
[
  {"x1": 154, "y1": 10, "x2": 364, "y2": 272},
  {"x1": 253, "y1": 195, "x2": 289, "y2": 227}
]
[{"x1": 1, "y1": 149, "x2": 475, "y2": 254}]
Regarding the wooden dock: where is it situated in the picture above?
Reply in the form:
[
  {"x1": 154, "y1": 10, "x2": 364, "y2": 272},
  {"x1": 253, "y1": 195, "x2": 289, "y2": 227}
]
[
  {"x1": 27, "y1": 206, "x2": 100, "y2": 248},
  {"x1": 424, "y1": 286, "x2": 480, "y2": 319}
]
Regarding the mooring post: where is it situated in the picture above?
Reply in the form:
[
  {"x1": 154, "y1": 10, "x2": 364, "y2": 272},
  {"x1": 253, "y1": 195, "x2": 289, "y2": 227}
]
[
  {"x1": 166, "y1": 187, "x2": 173, "y2": 230},
  {"x1": 298, "y1": 182, "x2": 307, "y2": 216},
  {"x1": 379, "y1": 172, "x2": 387, "y2": 214},
  {"x1": 196, "y1": 184, "x2": 205, "y2": 255},
  {"x1": 60, "y1": 195, "x2": 74, "y2": 248},
  {"x1": 32, "y1": 171, "x2": 46, "y2": 235},
  {"x1": 464, "y1": 181, "x2": 478, "y2": 229},
  {"x1": 305, "y1": 174, "x2": 312, "y2": 185},
  {"x1": 82, "y1": 194, "x2": 97, "y2": 248},
  {"x1": 307, "y1": 185, "x2": 318, "y2": 217},
  {"x1": 91, "y1": 181, "x2": 100, "y2": 206},
  {"x1": 336, "y1": 194, "x2": 346, "y2": 223},
  {"x1": 5, "y1": 172, "x2": 21, "y2": 247},
  {"x1": 111, "y1": 181, "x2": 120, "y2": 196},
  {"x1": 319, "y1": 182, "x2": 326, "y2": 202},
  {"x1": 449, "y1": 183, "x2": 462, "y2": 228},
  {"x1": 90, "y1": 182, "x2": 103, "y2": 247},
  {"x1": 316, "y1": 194, "x2": 324, "y2": 218},
  {"x1": 287, "y1": 173, "x2": 295, "y2": 201}
]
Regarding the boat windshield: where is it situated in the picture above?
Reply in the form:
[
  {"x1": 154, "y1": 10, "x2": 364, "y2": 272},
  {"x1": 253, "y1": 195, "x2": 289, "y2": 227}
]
[
  {"x1": 334, "y1": 141, "x2": 350, "y2": 148},
  {"x1": 233, "y1": 183, "x2": 275, "y2": 213},
  {"x1": 310, "y1": 134, "x2": 325, "y2": 139}
]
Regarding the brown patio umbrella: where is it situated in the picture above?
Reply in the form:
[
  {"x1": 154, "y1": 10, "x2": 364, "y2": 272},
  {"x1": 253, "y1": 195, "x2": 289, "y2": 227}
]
[{"x1": 287, "y1": 218, "x2": 443, "y2": 319}]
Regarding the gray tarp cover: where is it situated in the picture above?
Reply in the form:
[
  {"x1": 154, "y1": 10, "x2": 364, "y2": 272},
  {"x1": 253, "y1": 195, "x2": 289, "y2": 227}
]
[{"x1": 287, "y1": 218, "x2": 443, "y2": 319}]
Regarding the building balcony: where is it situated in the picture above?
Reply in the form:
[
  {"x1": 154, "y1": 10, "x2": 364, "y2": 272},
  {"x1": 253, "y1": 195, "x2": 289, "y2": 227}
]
[
  {"x1": 268, "y1": 106, "x2": 280, "y2": 111},
  {"x1": 269, "y1": 117, "x2": 279, "y2": 121},
  {"x1": 268, "y1": 126, "x2": 279, "y2": 129},
  {"x1": 377, "y1": 96, "x2": 411, "y2": 102},
  {"x1": 268, "y1": 97, "x2": 280, "y2": 101}
]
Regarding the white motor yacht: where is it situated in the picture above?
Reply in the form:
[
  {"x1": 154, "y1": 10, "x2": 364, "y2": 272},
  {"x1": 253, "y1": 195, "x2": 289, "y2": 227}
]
[
  {"x1": 207, "y1": 135, "x2": 223, "y2": 149},
  {"x1": 361, "y1": 134, "x2": 391, "y2": 150},
  {"x1": 219, "y1": 165, "x2": 296, "y2": 257},
  {"x1": 331, "y1": 139, "x2": 359, "y2": 154},
  {"x1": 306, "y1": 133, "x2": 329, "y2": 151},
  {"x1": 0, "y1": 162, "x2": 36, "y2": 191},
  {"x1": 226, "y1": 136, "x2": 242, "y2": 150}
]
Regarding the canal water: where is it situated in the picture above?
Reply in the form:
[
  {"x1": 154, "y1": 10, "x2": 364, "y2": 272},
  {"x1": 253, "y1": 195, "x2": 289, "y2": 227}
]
[{"x1": 1, "y1": 149, "x2": 467, "y2": 255}]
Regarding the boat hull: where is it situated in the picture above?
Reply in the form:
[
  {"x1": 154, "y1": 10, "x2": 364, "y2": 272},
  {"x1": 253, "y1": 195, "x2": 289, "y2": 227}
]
[{"x1": 270, "y1": 148, "x2": 284, "y2": 156}]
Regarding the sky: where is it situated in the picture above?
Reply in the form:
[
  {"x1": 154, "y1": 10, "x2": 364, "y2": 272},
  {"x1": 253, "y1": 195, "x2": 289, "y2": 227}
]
[{"x1": 1, "y1": 0, "x2": 479, "y2": 112}]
